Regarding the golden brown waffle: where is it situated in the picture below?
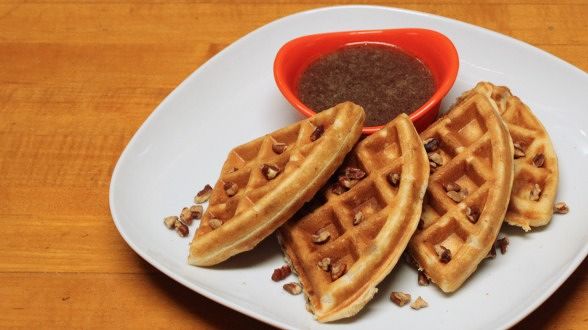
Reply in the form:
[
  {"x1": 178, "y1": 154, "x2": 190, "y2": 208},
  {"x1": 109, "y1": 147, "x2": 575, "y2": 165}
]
[
  {"x1": 188, "y1": 102, "x2": 365, "y2": 266},
  {"x1": 461, "y1": 82, "x2": 558, "y2": 231},
  {"x1": 408, "y1": 92, "x2": 514, "y2": 293},
  {"x1": 278, "y1": 114, "x2": 429, "y2": 322}
]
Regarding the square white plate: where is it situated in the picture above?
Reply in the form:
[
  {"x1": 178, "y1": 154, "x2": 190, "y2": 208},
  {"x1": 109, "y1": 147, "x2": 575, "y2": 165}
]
[{"x1": 109, "y1": 5, "x2": 588, "y2": 329}]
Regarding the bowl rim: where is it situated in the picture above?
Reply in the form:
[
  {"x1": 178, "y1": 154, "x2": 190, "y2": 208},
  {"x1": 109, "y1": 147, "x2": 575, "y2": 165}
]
[{"x1": 273, "y1": 28, "x2": 459, "y2": 134}]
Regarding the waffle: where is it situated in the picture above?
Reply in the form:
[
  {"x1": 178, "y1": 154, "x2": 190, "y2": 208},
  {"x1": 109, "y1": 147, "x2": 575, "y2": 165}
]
[
  {"x1": 408, "y1": 92, "x2": 514, "y2": 293},
  {"x1": 278, "y1": 114, "x2": 429, "y2": 322},
  {"x1": 460, "y1": 82, "x2": 558, "y2": 231},
  {"x1": 188, "y1": 102, "x2": 365, "y2": 266}
]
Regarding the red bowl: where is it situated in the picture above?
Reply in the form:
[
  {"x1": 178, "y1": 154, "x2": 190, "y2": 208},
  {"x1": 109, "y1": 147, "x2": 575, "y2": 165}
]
[{"x1": 274, "y1": 28, "x2": 459, "y2": 134}]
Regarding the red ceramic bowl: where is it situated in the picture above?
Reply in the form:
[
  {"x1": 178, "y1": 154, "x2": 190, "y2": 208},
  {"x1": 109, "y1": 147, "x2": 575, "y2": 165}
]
[{"x1": 274, "y1": 28, "x2": 459, "y2": 134}]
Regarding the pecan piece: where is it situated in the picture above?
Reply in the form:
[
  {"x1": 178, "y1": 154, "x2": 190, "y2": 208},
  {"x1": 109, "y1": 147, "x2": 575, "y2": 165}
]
[
  {"x1": 317, "y1": 257, "x2": 331, "y2": 272},
  {"x1": 190, "y1": 205, "x2": 203, "y2": 220},
  {"x1": 261, "y1": 164, "x2": 280, "y2": 180},
  {"x1": 423, "y1": 137, "x2": 440, "y2": 152},
  {"x1": 446, "y1": 190, "x2": 464, "y2": 203},
  {"x1": 410, "y1": 296, "x2": 428, "y2": 310},
  {"x1": 435, "y1": 245, "x2": 452, "y2": 263},
  {"x1": 529, "y1": 183, "x2": 542, "y2": 201},
  {"x1": 312, "y1": 228, "x2": 331, "y2": 244},
  {"x1": 174, "y1": 220, "x2": 189, "y2": 237},
  {"x1": 310, "y1": 125, "x2": 324, "y2": 141},
  {"x1": 352, "y1": 211, "x2": 364, "y2": 226},
  {"x1": 344, "y1": 167, "x2": 366, "y2": 180},
  {"x1": 428, "y1": 152, "x2": 443, "y2": 166},
  {"x1": 418, "y1": 270, "x2": 430, "y2": 286},
  {"x1": 330, "y1": 262, "x2": 347, "y2": 281},
  {"x1": 338, "y1": 176, "x2": 359, "y2": 189},
  {"x1": 223, "y1": 181, "x2": 239, "y2": 197},
  {"x1": 180, "y1": 207, "x2": 194, "y2": 225},
  {"x1": 443, "y1": 182, "x2": 462, "y2": 192},
  {"x1": 387, "y1": 173, "x2": 400, "y2": 187},
  {"x1": 163, "y1": 216, "x2": 178, "y2": 229},
  {"x1": 532, "y1": 153, "x2": 545, "y2": 167},
  {"x1": 496, "y1": 236, "x2": 509, "y2": 255},
  {"x1": 390, "y1": 292, "x2": 411, "y2": 307},
  {"x1": 553, "y1": 202, "x2": 569, "y2": 214},
  {"x1": 271, "y1": 264, "x2": 291, "y2": 281},
  {"x1": 485, "y1": 244, "x2": 497, "y2": 259},
  {"x1": 208, "y1": 218, "x2": 223, "y2": 230},
  {"x1": 465, "y1": 206, "x2": 480, "y2": 224},
  {"x1": 513, "y1": 142, "x2": 525, "y2": 159},
  {"x1": 283, "y1": 282, "x2": 302, "y2": 295},
  {"x1": 194, "y1": 184, "x2": 213, "y2": 203},
  {"x1": 272, "y1": 142, "x2": 287, "y2": 154},
  {"x1": 331, "y1": 183, "x2": 346, "y2": 195}
]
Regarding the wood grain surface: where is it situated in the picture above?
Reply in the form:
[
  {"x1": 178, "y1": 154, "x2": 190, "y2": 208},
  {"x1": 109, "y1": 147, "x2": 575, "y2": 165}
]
[{"x1": 0, "y1": 1, "x2": 586, "y2": 329}]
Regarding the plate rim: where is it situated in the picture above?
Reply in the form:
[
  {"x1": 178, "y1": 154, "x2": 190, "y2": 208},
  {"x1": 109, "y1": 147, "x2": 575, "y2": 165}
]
[{"x1": 109, "y1": 4, "x2": 588, "y2": 329}]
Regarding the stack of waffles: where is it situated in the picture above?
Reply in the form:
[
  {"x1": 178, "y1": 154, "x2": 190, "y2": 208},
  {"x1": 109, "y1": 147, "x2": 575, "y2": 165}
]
[{"x1": 186, "y1": 82, "x2": 559, "y2": 321}]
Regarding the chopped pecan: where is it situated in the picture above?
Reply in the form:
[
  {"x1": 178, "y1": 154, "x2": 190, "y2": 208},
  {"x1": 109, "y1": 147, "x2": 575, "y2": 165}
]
[
  {"x1": 338, "y1": 176, "x2": 359, "y2": 189},
  {"x1": 529, "y1": 183, "x2": 542, "y2": 201},
  {"x1": 261, "y1": 164, "x2": 280, "y2": 180},
  {"x1": 418, "y1": 270, "x2": 430, "y2": 286},
  {"x1": 353, "y1": 211, "x2": 364, "y2": 226},
  {"x1": 532, "y1": 153, "x2": 545, "y2": 167},
  {"x1": 310, "y1": 125, "x2": 324, "y2": 141},
  {"x1": 435, "y1": 245, "x2": 452, "y2": 263},
  {"x1": 317, "y1": 257, "x2": 331, "y2": 272},
  {"x1": 465, "y1": 206, "x2": 480, "y2": 224},
  {"x1": 190, "y1": 205, "x2": 203, "y2": 220},
  {"x1": 163, "y1": 216, "x2": 178, "y2": 229},
  {"x1": 223, "y1": 181, "x2": 239, "y2": 197},
  {"x1": 330, "y1": 262, "x2": 347, "y2": 281},
  {"x1": 496, "y1": 236, "x2": 509, "y2": 255},
  {"x1": 485, "y1": 244, "x2": 497, "y2": 259},
  {"x1": 283, "y1": 282, "x2": 302, "y2": 295},
  {"x1": 208, "y1": 218, "x2": 223, "y2": 230},
  {"x1": 390, "y1": 292, "x2": 411, "y2": 307},
  {"x1": 513, "y1": 142, "x2": 525, "y2": 159},
  {"x1": 272, "y1": 142, "x2": 287, "y2": 154},
  {"x1": 331, "y1": 183, "x2": 346, "y2": 195},
  {"x1": 553, "y1": 202, "x2": 569, "y2": 214},
  {"x1": 174, "y1": 220, "x2": 189, "y2": 237},
  {"x1": 387, "y1": 173, "x2": 400, "y2": 187},
  {"x1": 194, "y1": 184, "x2": 213, "y2": 203},
  {"x1": 344, "y1": 167, "x2": 366, "y2": 180},
  {"x1": 447, "y1": 190, "x2": 464, "y2": 203},
  {"x1": 271, "y1": 264, "x2": 291, "y2": 281},
  {"x1": 423, "y1": 137, "x2": 440, "y2": 152},
  {"x1": 443, "y1": 182, "x2": 462, "y2": 192},
  {"x1": 428, "y1": 152, "x2": 443, "y2": 166},
  {"x1": 180, "y1": 207, "x2": 194, "y2": 225},
  {"x1": 312, "y1": 228, "x2": 331, "y2": 244},
  {"x1": 410, "y1": 296, "x2": 428, "y2": 310}
]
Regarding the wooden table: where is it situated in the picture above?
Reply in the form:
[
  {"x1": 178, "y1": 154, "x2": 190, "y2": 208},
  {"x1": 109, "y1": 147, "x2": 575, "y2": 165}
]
[{"x1": 0, "y1": 1, "x2": 586, "y2": 328}]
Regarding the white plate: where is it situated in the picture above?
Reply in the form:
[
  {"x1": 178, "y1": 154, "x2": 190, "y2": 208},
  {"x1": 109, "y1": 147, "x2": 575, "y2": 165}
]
[{"x1": 109, "y1": 5, "x2": 588, "y2": 329}]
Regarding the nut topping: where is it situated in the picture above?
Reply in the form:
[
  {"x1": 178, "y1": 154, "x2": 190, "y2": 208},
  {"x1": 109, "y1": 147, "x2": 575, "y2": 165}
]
[
  {"x1": 344, "y1": 167, "x2": 366, "y2": 180},
  {"x1": 352, "y1": 211, "x2": 364, "y2": 226},
  {"x1": 174, "y1": 219, "x2": 189, "y2": 237},
  {"x1": 317, "y1": 257, "x2": 331, "y2": 272},
  {"x1": 529, "y1": 183, "x2": 542, "y2": 201},
  {"x1": 553, "y1": 202, "x2": 569, "y2": 214},
  {"x1": 390, "y1": 292, "x2": 411, "y2": 307},
  {"x1": 310, "y1": 125, "x2": 324, "y2": 141},
  {"x1": 443, "y1": 182, "x2": 462, "y2": 192},
  {"x1": 496, "y1": 236, "x2": 509, "y2": 255},
  {"x1": 163, "y1": 216, "x2": 178, "y2": 229},
  {"x1": 208, "y1": 218, "x2": 223, "y2": 230},
  {"x1": 338, "y1": 176, "x2": 359, "y2": 189},
  {"x1": 312, "y1": 228, "x2": 331, "y2": 244},
  {"x1": 330, "y1": 262, "x2": 347, "y2": 281},
  {"x1": 271, "y1": 264, "x2": 291, "y2": 281},
  {"x1": 283, "y1": 282, "x2": 303, "y2": 295},
  {"x1": 465, "y1": 206, "x2": 480, "y2": 224},
  {"x1": 194, "y1": 184, "x2": 213, "y2": 203},
  {"x1": 513, "y1": 142, "x2": 526, "y2": 159},
  {"x1": 223, "y1": 181, "x2": 239, "y2": 197},
  {"x1": 417, "y1": 270, "x2": 430, "y2": 286},
  {"x1": 410, "y1": 296, "x2": 428, "y2": 310},
  {"x1": 387, "y1": 173, "x2": 400, "y2": 187},
  {"x1": 485, "y1": 244, "x2": 497, "y2": 259},
  {"x1": 428, "y1": 152, "x2": 443, "y2": 166},
  {"x1": 532, "y1": 153, "x2": 545, "y2": 167},
  {"x1": 331, "y1": 183, "x2": 346, "y2": 195},
  {"x1": 272, "y1": 142, "x2": 287, "y2": 154},
  {"x1": 446, "y1": 190, "x2": 464, "y2": 203},
  {"x1": 180, "y1": 207, "x2": 194, "y2": 225},
  {"x1": 190, "y1": 205, "x2": 203, "y2": 220},
  {"x1": 435, "y1": 245, "x2": 452, "y2": 263},
  {"x1": 261, "y1": 164, "x2": 281, "y2": 180},
  {"x1": 423, "y1": 137, "x2": 440, "y2": 152}
]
